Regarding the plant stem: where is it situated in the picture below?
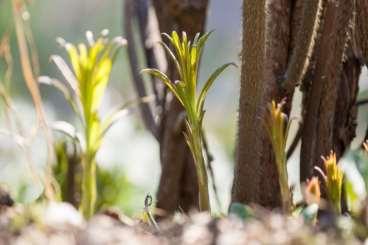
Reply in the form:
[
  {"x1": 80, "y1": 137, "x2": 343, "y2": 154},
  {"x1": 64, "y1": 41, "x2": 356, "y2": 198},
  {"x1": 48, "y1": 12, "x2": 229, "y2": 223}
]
[
  {"x1": 188, "y1": 123, "x2": 210, "y2": 212},
  {"x1": 278, "y1": 162, "x2": 291, "y2": 213},
  {"x1": 333, "y1": 200, "x2": 341, "y2": 214},
  {"x1": 80, "y1": 153, "x2": 97, "y2": 219},
  {"x1": 80, "y1": 116, "x2": 97, "y2": 219}
]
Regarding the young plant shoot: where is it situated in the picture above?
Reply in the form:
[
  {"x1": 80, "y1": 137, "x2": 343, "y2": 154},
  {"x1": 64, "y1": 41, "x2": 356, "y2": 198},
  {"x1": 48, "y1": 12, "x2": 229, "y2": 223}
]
[
  {"x1": 265, "y1": 100, "x2": 291, "y2": 212},
  {"x1": 317, "y1": 152, "x2": 343, "y2": 214},
  {"x1": 50, "y1": 30, "x2": 126, "y2": 218},
  {"x1": 142, "y1": 31, "x2": 234, "y2": 212}
]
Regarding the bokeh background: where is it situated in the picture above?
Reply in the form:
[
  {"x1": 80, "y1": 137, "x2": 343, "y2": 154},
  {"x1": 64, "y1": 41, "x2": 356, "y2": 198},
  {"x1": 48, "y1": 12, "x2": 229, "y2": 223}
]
[{"x1": 0, "y1": 0, "x2": 367, "y2": 215}]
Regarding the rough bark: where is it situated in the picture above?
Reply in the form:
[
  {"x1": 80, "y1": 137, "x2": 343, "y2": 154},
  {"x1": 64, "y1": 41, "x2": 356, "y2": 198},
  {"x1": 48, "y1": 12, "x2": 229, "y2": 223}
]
[
  {"x1": 300, "y1": 0, "x2": 355, "y2": 182},
  {"x1": 151, "y1": 0, "x2": 209, "y2": 214},
  {"x1": 333, "y1": 50, "x2": 361, "y2": 158},
  {"x1": 282, "y1": 0, "x2": 323, "y2": 98},
  {"x1": 354, "y1": 0, "x2": 368, "y2": 65},
  {"x1": 232, "y1": 0, "x2": 291, "y2": 207}
]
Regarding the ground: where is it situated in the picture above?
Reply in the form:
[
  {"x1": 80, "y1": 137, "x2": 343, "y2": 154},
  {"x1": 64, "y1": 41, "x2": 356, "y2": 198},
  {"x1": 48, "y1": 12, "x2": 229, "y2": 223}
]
[{"x1": 0, "y1": 202, "x2": 363, "y2": 244}]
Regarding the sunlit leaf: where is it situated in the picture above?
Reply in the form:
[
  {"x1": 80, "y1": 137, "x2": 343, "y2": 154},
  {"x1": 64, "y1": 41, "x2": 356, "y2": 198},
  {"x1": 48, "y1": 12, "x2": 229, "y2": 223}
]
[
  {"x1": 50, "y1": 55, "x2": 78, "y2": 94},
  {"x1": 65, "y1": 43, "x2": 81, "y2": 80},
  {"x1": 197, "y1": 63, "x2": 235, "y2": 114},
  {"x1": 141, "y1": 68, "x2": 184, "y2": 105},
  {"x1": 51, "y1": 121, "x2": 84, "y2": 150},
  {"x1": 38, "y1": 76, "x2": 81, "y2": 117},
  {"x1": 100, "y1": 96, "x2": 153, "y2": 138}
]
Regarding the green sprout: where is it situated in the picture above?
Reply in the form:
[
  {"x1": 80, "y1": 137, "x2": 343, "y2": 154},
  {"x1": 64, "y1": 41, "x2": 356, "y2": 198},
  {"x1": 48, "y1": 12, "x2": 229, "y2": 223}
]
[
  {"x1": 142, "y1": 31, "x2": 234, "y2": 212},
  {"x1": 48, "y1": 30, "x2": 126, "y2": 218},
  {"x1": 316, "y1": 152, "x2": 343, "y2": 214},
  {"x1": 265, "y1": 100, "x2": 291, "y2": 212}
]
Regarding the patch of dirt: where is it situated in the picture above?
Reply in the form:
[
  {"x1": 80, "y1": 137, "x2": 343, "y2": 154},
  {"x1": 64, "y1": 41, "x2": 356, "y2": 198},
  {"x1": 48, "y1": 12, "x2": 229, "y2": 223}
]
[{"x1": 0, "y1": 202, "x2": 362, "y2": 244}]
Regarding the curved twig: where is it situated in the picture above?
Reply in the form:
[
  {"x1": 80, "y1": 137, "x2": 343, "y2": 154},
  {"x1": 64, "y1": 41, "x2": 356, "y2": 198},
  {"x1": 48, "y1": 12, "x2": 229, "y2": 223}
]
[{"x1": 356, "y1": 98, "x2": 368, "y2": 106}]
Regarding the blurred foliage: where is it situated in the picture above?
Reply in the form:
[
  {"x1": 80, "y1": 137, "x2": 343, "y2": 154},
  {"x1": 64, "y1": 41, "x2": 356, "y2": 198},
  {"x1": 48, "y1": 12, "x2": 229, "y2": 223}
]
[
  {"x1": 49, "y1": 30, "x2": 126, "y2": 218},
  {"x1": 323, "y1": 152, "x2": 343, "y2": 214},
  {"x1": 228, "y1": 202, "x2": 254, "y2": 221},
  {"x1": 53, "y1": 138, "x2": 137, "y2": 215}
]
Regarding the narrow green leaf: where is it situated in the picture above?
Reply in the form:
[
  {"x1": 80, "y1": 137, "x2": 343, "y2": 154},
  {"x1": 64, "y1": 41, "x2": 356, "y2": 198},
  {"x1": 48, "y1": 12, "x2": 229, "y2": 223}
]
[
  {"x1": 50, "y1": 55, "x2": 79, "y2": 94},
  {"x1": 197, "y1": 63, "x2": 235, "y2": 114},
  {"x1": 52, "y1": 121, "x2": 84, "y2": 150},
  {"x1": 38, "y1": 76, "x2": 81, "y2": 118},
  {"x1": 100, "y1": 96, "x2": 153, "y2": 138},
  {"x1": 141, "y1": 68, "x2": 184, "y2": 106},
  {"x1": 65, "y1": 43, "x2": 81, "y2": 79},
  {"x1": 158, "y1": 41, "x2": 182, "y2": 78},
  {"x1": 38, "y1": 76, "x2": 72, "y2": 101}
]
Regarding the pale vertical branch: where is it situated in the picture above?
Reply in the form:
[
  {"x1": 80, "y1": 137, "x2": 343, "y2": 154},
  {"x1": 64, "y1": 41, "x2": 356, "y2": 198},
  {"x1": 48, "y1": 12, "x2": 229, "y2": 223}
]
[
  {"x1": 354, "y1": 0, "x2": 368, "y2": 65},
  {"x1": 124, "y1": 0, "x2": 159, "y2": 139}
]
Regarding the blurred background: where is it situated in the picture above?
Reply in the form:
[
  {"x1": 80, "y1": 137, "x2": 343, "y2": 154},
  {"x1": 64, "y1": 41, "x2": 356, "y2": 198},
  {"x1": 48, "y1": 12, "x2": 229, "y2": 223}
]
[
  {"x1": 0, "y1": 0, "x2": 367, "y2": 215},
  {"x1": 0, "y1": 0, "x2": 241, "y2": 214}
]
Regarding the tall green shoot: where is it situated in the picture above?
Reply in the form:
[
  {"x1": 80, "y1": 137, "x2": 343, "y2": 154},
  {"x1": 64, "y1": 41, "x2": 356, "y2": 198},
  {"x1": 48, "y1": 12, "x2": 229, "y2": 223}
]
[
  {"x1": 142, "y1": 31, "x2": 234, "y2": 212},
  {"x1": 49, "y1": 30, "x2": 126, "y2": 218}
]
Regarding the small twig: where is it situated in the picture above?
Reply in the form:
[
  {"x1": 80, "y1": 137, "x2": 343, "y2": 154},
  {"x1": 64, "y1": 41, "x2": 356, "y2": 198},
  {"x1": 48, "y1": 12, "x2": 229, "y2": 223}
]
[
  {"x1": 144, "y1": 194, "x2": 160, "y2": 231},
  {"x1": 135, "y1": 0, "x2": 163, "y2": 107}
]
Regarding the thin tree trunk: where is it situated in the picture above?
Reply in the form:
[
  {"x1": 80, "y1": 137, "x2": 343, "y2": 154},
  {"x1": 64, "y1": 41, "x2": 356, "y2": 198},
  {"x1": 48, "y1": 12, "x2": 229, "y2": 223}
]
[
  {"x1": 232, "y1": 0, "x2": 291, "y2": 207},
  {"x1": 300, "y1": 0, "x2": 355, "y2": 182},
  {"x1": 355, "y1": 0, "x2": 368, "y2": 65}
]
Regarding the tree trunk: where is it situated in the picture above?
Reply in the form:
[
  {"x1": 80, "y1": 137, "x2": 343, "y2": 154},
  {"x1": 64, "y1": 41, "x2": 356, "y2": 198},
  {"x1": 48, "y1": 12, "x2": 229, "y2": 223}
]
[
  {"x1": 151, "y1": 0, "x2": 209, "y2": 214},
  {"x1": 232, "y1": 0, "x2": 291, "y2": 207},
  {"x1": 355, "y1": 0, "x2": 368, "y2": 65},
  {"x1": 333, "y1": 52, "x2": 360, "y2": 158},
  {"x1": 300, "y1": 0, "x2": 355, "y2": 182}
]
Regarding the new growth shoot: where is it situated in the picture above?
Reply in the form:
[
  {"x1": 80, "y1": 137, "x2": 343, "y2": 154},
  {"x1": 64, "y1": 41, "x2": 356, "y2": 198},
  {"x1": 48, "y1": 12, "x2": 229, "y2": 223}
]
[
  {"x1": 265, "y1": 100, "x2": 292, "y2": 212},
  {"x1": 142, "y1": 31, "x2": 234, "y2": 212},
  {"x1": 51, "y1": 30, "x2": 126, "y2": 218},
  {"x1": 316, "y1": 152, "x2": 343, "y2": 214}
]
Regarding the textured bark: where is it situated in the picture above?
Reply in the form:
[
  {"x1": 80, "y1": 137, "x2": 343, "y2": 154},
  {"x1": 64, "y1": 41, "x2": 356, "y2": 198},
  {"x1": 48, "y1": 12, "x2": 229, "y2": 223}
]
[
  {"x1": 151, "y1": 0, "x2": 209, "y2": 214},
  {"x1": 333, "y1": 50, "x2": 361, "y2": 158},
  {"x1": 283, "y1": 0, "x2": 323, "y2": 97},
  {"x1": 300, "y1": 0, "x2": 355, "y2": 181},
  {"x1": 232, "y1": 0, "x2": 291, "y2": 207},
  {"x1": 355, "y1": 0, "x2": 368, "y2": 65}
]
